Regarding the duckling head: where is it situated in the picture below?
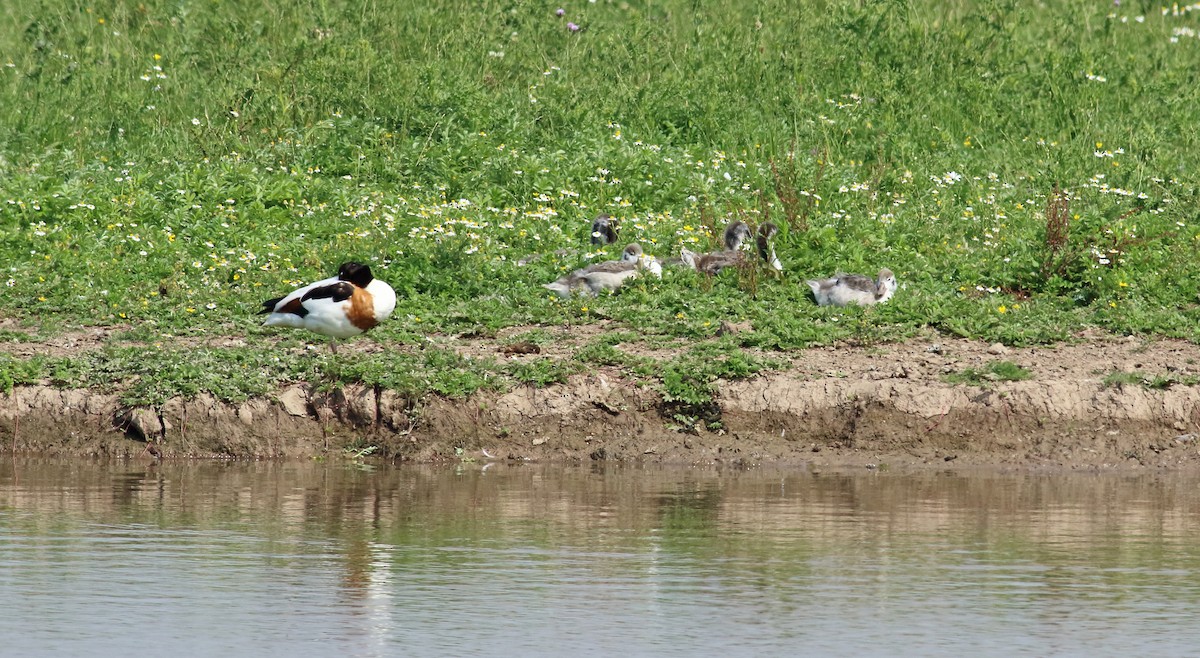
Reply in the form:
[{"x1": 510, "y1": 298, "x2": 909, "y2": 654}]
[
  {"x1": 723, "y1": 221, "x2": 752, "y2": 251},
  {"x1": 876, "y1": 268, "x2": 898, "y2": 302},
  {"x1": 590, "y1": 213, "x2": 619, "y2": 245}
]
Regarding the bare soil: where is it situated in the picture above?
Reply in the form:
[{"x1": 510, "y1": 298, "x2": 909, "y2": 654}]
[{"x1": 4, "y1": 328, "x2": 1200, "y2": 470}]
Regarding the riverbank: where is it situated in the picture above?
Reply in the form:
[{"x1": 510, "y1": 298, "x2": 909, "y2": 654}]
[{"x1": 4, "y1": 330, "x2": 1199, "y2": 469}]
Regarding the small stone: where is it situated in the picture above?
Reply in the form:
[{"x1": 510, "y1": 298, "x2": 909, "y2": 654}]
[
  {"x1": 926, "y1": 343, "x2": 944, "y2": 355},
  {"x1": 717, "y1": 320, "x2": 752, "y2": 336},
  {"x1": 126, "y1": 408, "x2": 162, "y2": 441},
  {"x1": 500, "y1": 341, "x2": 540, "y2": 356},
  {"x1": 987, "y1": 342, "x2": 1009, "y2": 356},
  {"x1": 532, "y1": 437, "x2": 547, "y2": 446},
  {"x1": 277, "y1": 387, "x2": 310, "y2": 417}
]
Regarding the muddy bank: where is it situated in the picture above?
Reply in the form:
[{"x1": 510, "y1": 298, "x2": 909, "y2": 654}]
[{"x1": 4, "y1": 334, "x2": 1200, "y2": 469}]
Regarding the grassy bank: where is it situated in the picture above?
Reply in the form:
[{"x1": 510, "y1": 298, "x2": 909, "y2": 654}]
[{"x1": 2, "y1": 0, "x2": 1200, "y2": 408}]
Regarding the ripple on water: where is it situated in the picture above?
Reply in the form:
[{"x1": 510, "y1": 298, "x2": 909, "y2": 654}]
[{"x1": 2, "y1": 461, "x2": 1200, "y2": 657}]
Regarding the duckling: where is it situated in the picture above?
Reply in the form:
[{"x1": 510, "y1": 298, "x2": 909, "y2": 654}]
[
  {"x1": 693, "y1": 222, "x2": 783, "y2": 275},
  {"x1": 590, "y1": 213, "x2": 620, "y2": 245},
  {"x1": 806, "y1": 268, "x2": 897, "y2": 307},
  {"x1": 664, "y1": 246, "x2": 700, "y2": 269},
  {"x1": 756, "y1": 222, "x2": 784, "y2": 272},
  {"x1": 542, "y1": 243, "x2": 661, "y2": 298},
  {"x1": 519, "y1": 214, "x2": 617, "y2": 266}
]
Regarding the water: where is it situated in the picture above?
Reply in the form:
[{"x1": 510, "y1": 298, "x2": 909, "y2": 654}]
[{"x1": 2, "y1": 459, "x2": 1200, "y2": 657}]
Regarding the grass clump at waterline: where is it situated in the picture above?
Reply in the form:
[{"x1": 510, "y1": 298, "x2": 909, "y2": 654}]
[
  {"x1": 1101, "y1": 369, "x2": 1200, "y2": 391},
  {"x1": 2, "y1": 0, "x2": 1200, "y2": 410},
  {"x1": 943, "y1": 360, "x2": 1033, "y2": 387}
]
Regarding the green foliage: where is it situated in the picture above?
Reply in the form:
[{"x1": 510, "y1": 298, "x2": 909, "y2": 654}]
[
  {"x1": 329, "y1": 349, "x2": 502, "y2": 398},
  {"x1": 504, "y1": 358, "x2": 581, "y2": 386},
  {"x1": 1102, "y1": 370, "x2": 1199, "y2": 391},
  {"x1": 661, "y1": 341, "x2": 780, "y2": 404},
  {"x1": 944, "y1": 361, "x2": 1033, "y2": 386},
  {"x1": 0, "y1": 353, "x2": 46, "y2": 394},
  {"x1": 57, "y1": 347, "x2": 286, "y2": 406},
  {"x1": 1, "y1": 0, "x2": 1199, "y2": 402}
]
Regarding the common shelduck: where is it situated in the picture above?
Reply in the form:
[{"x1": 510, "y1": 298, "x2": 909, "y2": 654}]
[
  {"x1": 258, "y1": 261, "x2": 396, "y2": 351},
  {"x1": 807, "y1": 268, "x2": 897, "y2": 307},
  {"x1": 687, "y1": 221, "x2": 783, "y2": 275},
  {"x1": 543, "y1": 243, "x2": 662, "y2": 298},
  {"x1": 590, "y1": 213, "x2": 620, "y2": 245}
]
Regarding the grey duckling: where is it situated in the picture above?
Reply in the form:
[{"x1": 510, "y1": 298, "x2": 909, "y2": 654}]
[
  {"x1": 806, "y1": 268, "x2": 897, "y2": 306},
  {"x1": 590, "y1": 213, "x2": 620, "y2": 245},
  {"x1": 689, "y1": 222, "x2": 783, "y2": 275},
  {"x1": 543, "y1": 243, "x2": 662, "y2": 298}
]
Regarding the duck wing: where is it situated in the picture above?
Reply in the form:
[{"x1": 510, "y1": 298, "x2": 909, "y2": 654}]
[
  {"x1": 576, "y1": 259, "x2": 638, "y2": 276},
  {"x1": 697, "y1": 250, "x2": 741, "y2": 275},
  {"x1": 834, "y1": 273, "x2": 879, "y2": 293},
  {"x1": 301, "y1": 281, "x2": 356, "y2": 305},
  {"x1": 259, "y1": 274, "x2": 340, "y2": 315}
]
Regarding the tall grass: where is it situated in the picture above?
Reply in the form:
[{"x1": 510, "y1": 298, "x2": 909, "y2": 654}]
[{"x1": 2, "y1": 0, "x2": 1200, "y2": 401}]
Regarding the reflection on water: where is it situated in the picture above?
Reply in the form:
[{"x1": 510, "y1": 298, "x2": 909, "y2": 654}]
[{"x1": 2, "y1": 458, "x2": 1200, "y2": 656}]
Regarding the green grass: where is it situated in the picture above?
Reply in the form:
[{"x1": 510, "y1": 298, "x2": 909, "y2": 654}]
[
  {"x1": 1102, "y1": 369, "x2": 1200, "y2": 390},
  {"x1": 944, "y1": 360, "x2": 1033, "y2": 386},
  {"x1": 2, "y1": 0, "x2": 1200, "y2": 406}
]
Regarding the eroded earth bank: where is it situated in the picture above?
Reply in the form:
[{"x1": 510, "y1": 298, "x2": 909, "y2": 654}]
[{"x1": 4, "y1": 331, "x2": 1200, "y2": 469}]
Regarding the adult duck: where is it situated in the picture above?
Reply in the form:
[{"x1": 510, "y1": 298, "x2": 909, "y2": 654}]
[{"x1": 258, "y1": 261, "x2": 396, "y2": 351}]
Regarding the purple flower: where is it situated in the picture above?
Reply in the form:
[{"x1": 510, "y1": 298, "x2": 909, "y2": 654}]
[
  {"x1": 556, "y1": 8, "x2": 565, "y2": 16},
  {"x1": 567, "y1": 21, "x2": 580, "y2": 31}
]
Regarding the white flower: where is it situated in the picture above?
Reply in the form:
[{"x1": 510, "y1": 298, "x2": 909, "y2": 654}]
[{"x1": 191, "y1": 118, "x2": 201, "y2": 126}]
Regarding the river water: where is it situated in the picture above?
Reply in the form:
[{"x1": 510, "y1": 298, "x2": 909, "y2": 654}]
[{"x1": 2, "y1": 458, "x2": 1199, "y2": 657}]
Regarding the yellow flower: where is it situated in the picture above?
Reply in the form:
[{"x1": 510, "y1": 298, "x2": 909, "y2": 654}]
[
  {"x1": 1118, "y1": 281, "x2": 1128, "y2": 287},
  {"x1": 998, "y1": 305, "x2": 1008, "y2": 314},
  {"x1": 580, "y1": 307, "x2": 588, "y2": 313},
  {"x1": 1109, "y1": 301, "x2": 1117, "y2": 308},
  {"x1": 154, "y1": 53, "x2": 162, "y2": 61}
]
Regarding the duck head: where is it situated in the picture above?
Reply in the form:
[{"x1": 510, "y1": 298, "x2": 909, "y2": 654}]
[{"x1": 337, "y1": 262, "x2": 374, "y2": 288}]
